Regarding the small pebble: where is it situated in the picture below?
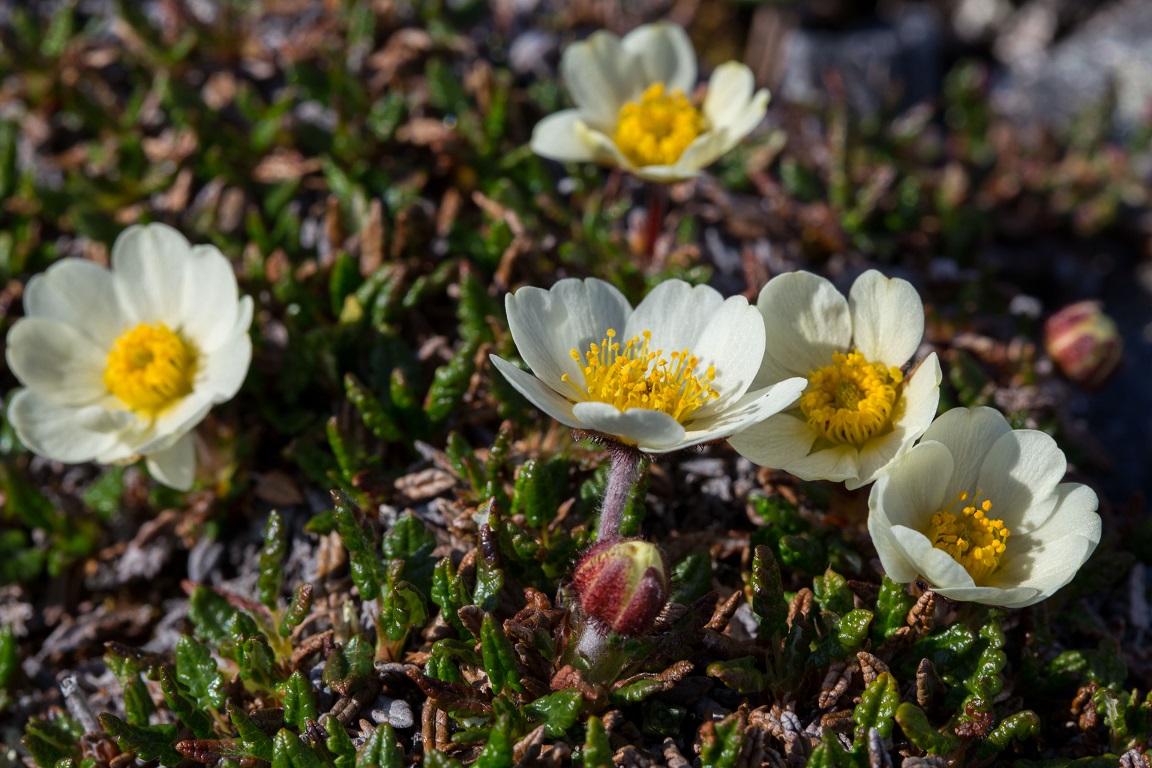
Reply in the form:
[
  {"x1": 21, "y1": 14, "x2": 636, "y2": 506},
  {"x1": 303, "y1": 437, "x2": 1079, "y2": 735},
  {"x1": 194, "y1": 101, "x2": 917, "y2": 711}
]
[{"x1": 370, "y1": 697, "x2": 414, "y2": 729}]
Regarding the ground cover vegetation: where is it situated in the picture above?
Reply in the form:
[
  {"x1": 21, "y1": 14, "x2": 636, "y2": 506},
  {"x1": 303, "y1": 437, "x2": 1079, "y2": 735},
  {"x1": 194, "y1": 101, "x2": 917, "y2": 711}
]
[{"x1": 1, "y1": 1, "x2": 1151, "y2": 766}]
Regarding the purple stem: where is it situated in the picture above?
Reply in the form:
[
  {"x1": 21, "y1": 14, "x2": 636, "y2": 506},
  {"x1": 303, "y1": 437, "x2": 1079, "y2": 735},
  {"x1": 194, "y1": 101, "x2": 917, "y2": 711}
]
[{"x1": 597, "y1": 444, "x2": 644, "y2": 542}]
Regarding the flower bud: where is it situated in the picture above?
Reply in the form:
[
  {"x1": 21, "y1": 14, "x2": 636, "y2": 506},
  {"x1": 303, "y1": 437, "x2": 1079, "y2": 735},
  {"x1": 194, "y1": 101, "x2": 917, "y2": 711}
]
[
  {"x1": 1044, "y1": 300, "x2": 1123, "y2": 391},
  {"x1": 570, "y1": 539, "x2": 669, "y2": 636}
]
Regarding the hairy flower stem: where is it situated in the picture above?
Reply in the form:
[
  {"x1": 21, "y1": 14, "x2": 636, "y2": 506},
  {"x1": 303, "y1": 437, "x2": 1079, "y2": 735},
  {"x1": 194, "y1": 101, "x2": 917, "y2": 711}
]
[{"x1": 597, "y1": 445, "x2": 645, "y2": 542}]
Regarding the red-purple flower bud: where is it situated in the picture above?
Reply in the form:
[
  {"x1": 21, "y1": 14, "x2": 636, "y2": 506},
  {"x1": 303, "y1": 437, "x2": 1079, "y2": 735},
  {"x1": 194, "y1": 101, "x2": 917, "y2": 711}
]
[
  {"x1": 1044, "y1": 300, "x2": 1123, "y2": 391},
  {"x1": 570, "y1": 539, "x2": 669, "y2": 636}
]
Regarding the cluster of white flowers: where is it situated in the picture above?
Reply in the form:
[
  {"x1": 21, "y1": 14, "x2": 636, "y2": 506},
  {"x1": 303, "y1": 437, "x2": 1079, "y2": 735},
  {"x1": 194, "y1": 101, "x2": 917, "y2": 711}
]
[{"x1": 493, "y1": 269, "x2": 1100, "y2": 608}]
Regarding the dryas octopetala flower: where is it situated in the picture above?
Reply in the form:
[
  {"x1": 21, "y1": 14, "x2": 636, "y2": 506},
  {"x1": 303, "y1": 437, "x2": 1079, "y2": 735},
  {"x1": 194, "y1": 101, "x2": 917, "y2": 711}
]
[
  {"x1": 729, "y1": 270, "x2": 942, "y2": 490},
  {"x1": 530, "y1": 22, "x2": 769, "y2": 183},
  {"x1": 867, "y1": 406, "x2": 1101, "y2": 608},
  {"x1": 5, "y1": 223, "x2": 253, "y2": 491},
  {"x1": 489, "y1": 278, "x2": 807, "y2": 453}
]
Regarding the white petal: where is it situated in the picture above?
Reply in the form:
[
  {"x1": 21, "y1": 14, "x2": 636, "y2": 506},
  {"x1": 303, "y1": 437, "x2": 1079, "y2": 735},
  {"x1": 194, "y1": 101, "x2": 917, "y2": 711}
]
[
  {"x1": 1014, "y1": 483, "x2": 1100, "y2": 546},
  {"x1": 890, "y1": 524, "x2": 975, "y2": 590},
  {"x1": 178, "y1": 245, "x2": 243, "y2": 352},
  {"x1": 145, "y1": 431, "x2": 196, "y2": 491},
  {"x1": 140, "y1": 395, "x2": 214, "y2": 455},
  {"x1": 561, "y1": 31, "x2": 642, "y2": 130},
  {"x1": 852, "y1": 353, "x2": 941, "y2": 489},
  {"x1": 200, "y1": 327, "x2": 252, "y2": 400},
  {"x1": 777, "y1": 442, "x2": 860, "y2": 483},
  {"x1": 729, "y1": 411, "x2": 816, "y2": 470},
  {"x1": 666, "y1": 131, "x2": 729, "y2": 175},
  {"x1": 7, "y1": 389, "x2": 133, "y2": 463},
  {"x1": 683, "y1": 378, "x2": 807, "y2": 446},
  {"x1": 677, "y1": 88, "x2": 768, "y2": 172},
  {"x1": 112, "y1": 223, "x2": 195, "y2": 327},
  {"x1": 23, "y1": 259, "x2": 128, "y2": 346},
  {"x1": 991, "y1": 532, "x2": 1099, "y2": 608},
  {"x1": 506, "y1": 278, "x2": 632, "y2": 394},
  {"x1": 932, "y1": 584, "x2": 1041, "y2": 608},
  {"x1": 621, "y1": 22, "x2": 697, "y2": 95},
  {"x1": 753, "y1": 272, "x2": 852, "y2": 388},
  {"x1": 848, "y1": 270, "x2": 925, "y2": 367},
  {"x1": 978, "y1": 429, "x2": 1066, "y2": 534},
  {"x1": 489, "y1": 356, "x2": 581, "y2": 429},
  {"x1": 921, "y1": 406, "x2": 1012, "y2": 502},
  {"x1": 571, "y1": 401, "x2": 685, "y2": 450},
  {"x1": 624, "y1": 280, "x2": 724, "y2": 362},
  {"x1": 702, "y1": 62, "x2": 756, "y2": 131},
  {"x1": 531, "y1": 110, "x2": 599, "y2": 163},
  {"x1": 6, "y1": 318, "x2": 109, "y2": 405},
  {"x1": 869, "y1": 440, "x2": 953, "y2": 529},
  {"x1": 573, "y1": 121, "x2": 633, "y2": 169},
  {"x1": 632, "y1": 163, "x2": 702, "y2": 182},
  {"x1": 869, "y1": 454, "x2": 950, "y2": 585}
]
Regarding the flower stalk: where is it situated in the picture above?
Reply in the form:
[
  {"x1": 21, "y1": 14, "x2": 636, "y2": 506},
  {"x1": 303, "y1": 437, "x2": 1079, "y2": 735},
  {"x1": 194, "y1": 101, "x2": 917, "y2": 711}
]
[{"x1": 597, "y1": 444, "x2": 645, "y2": 541}]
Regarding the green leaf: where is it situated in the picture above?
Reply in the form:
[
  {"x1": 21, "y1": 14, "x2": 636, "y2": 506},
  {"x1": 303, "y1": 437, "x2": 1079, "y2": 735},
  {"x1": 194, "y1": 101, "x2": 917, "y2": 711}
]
[
  {"x1": 237, "y1": 637, "x2": 276, "y2": 689},
  {"x1": 21, "y1": 715, "x2": 81, "y2": 768},
  {"x1": 280, "y1": 670, "x2": 319, "y2": 731},
  {"x1": 99, "y1": 714, "x2": 181, "y2": 766},
  {"x1": 228, "y1": 703, "x2": 275, "y2": 762},
  {"x1": 582, "y1": 716, "x2": 612, "y2": 768},
  {"x1": 383, "y1": 513, "x2": 436, "y2": 591},
  {"x1": 873, "y1": 576, "x2": 914, "y2": 642},
  {"x1": 424, "y1": 339, "x2": 478, "y2": 425},
  {"x1": 333, "y1": 490, "x2": 381, "y2": 600},
  {"x1": 525, "y1": 689, "x2": 582, "y2": 738},
  {"x1": 446, "y1": 432, "x2": 484, "y2": 495},
  {"x1": 473, "y1": 552, "x2": 503, "y2": 613},
  {"x1": 271, "y1": 728, "x2": 324, "y2": 768},
  {"x1": 159, "y1": 667, "x2": 215, "y2": 739},
  {"x1": 323, "y1": 636, "x2": 374, "y2": 696},
  {"x1": 706, "y1": 657, "x2": 768, "y2": 695},
  {"x1": 355, "y1": 722, "x2": 401, "y2": 768},
  {"x1": 751, "y1": 544, "x2": 788, "y2": 639},
  {"x1": 423, "y1": 750, "x2": 464, "y2": 768},
  {"x1": 813, "y1": 568, "x2": 854, "y2": 616},
  {"x1": 379, "y1": 576, "x2": 429, "y2": 642},
  {"x1": 669, "y1": 550, "x2": 712, "y2": 605},
  {"x1": 853, "y1": 672, "x2": 900, "y2": 741},
  {"x1": 480, "y1": 613, "x2": 523, "y2": 695},
  {"x1": 321, "y1": 714, "x2": 356, "y2": 768},
  {"x1": 258, "y1": 510, "x2": 287, "y2": 610},
  {"x1": 893, "y1": 702, "x2": 959, "y2": 755},
  {"x1": 345, "y1": 373, "x2": 405, "y2": 443},
  {"x1": 431, "y1": 557, "x2": 471, "y2": 639},
  {"x1": 977, "y1": 710, "x2": 1040, "y2": 758},
  {"x1": 279, "y1": 584, "x2": 315, "y2": 637},
  {"x1": 187, "y1": 585, "x2": 234, "y2": 645},
  {"x1": 700, "y1": 711, "x2": 745, "y2": 768},
  {"x1": 102, "y1": 650, "x2": 154, "y2": 726},
  {"x1": 175, "y1": 636, "x2": 225, "y2": 710},
  {"x1": 610, "y1": 677, "x2": 670, "y2": 705},
  {"x1": 475, "y1": 713, "x2": 513, "y2": 768}
]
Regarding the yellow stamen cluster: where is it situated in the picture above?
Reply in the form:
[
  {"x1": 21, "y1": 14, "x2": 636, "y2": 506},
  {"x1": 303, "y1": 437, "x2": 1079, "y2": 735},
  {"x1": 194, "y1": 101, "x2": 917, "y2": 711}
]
[
  {"x1": 104, "y1": 323, "x2": 197, "y2": 416},
  {"x1": 928, "y1": 492, "x2": 1010, "y2": 584},
  {"x1": 562, "y1": 329, "x2": 719, "y2": 423},
  {"x1": 613, "y1": 83, "x2": 704, "y2": 167},
  {"x1": 799, "y1": 350, "x2": 903, "y2": 445}
]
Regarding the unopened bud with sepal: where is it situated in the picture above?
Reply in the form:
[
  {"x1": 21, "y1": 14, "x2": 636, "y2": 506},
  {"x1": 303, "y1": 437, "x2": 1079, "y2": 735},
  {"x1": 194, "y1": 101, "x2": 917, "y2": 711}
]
[
  {"x1": 1044, "y1": 300, "x2": 1123, "y2": 391},
  {"x1": 570, "y1": 538, "x2": 669, "y2": 636}
]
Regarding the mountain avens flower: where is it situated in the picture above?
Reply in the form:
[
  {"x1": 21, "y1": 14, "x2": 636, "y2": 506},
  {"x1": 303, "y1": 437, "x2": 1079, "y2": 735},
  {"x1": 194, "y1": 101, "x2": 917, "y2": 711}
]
[
  {"x1": 530, "y1": 22, "x2": 769, "y2": 183},
  {"x1": 489, "y1": 277, "x2": 807, "y2": 453},
  {"x1": 5, "y1": 223, "x2": 253, "y2": 491},
  {"x1": 730, "y1": 270, "x2": 941, "y2": 490},
  {"x1": 868, "y1": 407, "x2": 1101, "y2": 608}
]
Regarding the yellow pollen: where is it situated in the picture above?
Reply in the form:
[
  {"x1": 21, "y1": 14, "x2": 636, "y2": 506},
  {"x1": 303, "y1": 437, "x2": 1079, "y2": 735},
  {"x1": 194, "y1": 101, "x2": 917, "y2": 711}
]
[
  {"x1": 104, "y1": 323, "x2": 197, "y2": 416},
  {"x1": 798, "y1": 350, "x2": 903, "y2": 446},
  {"x1": 927, "y1": 492, "x2": 1010, "y2": 584},
  {"x1": 613, "y1": 83, "x2": 705, "y2": 167},
  {"x1": 562, "y1": 328, "x2": 719, "y2": 423}
]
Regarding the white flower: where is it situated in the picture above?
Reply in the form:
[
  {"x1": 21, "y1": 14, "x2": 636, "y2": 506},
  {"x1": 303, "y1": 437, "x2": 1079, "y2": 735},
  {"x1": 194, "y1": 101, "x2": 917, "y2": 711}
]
[
  {"x1": 5, "y1": 223, "x2": 253, "y2": 491},
  {"x1": 530, "y1": 22, "x2": 769, "y2": 183},
  {"x1": 729, "y1": 270, "x2": 942, "y2": 490},
  {"x1": 867, "y1": 406, "x2": 1101, "y2": 608},
  {"x1": 489, "y1": 278, "x2": 806, "y2": 453}
]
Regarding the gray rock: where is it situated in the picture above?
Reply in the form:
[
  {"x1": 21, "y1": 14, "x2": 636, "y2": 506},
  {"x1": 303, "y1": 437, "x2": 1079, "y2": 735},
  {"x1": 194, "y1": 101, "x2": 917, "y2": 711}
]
[{"x1": 370, "y1": 696, "x2": 415, "y2": 729}]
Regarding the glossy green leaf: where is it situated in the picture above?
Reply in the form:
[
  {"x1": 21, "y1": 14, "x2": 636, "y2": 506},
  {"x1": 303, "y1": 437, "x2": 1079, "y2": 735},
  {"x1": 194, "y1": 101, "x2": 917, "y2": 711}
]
[
  {"x1": 258, "y1": 510, "x2": 287, "y2": 610},
  {"x1": 99, "y1": 714, "x2": 181, "y2": 766},
  {"x1": 525, "y1": 689, "x2": 582, "y2": 737},
  {"x1": 175, "y1": 635, "x2": 225, "y2": 710}
]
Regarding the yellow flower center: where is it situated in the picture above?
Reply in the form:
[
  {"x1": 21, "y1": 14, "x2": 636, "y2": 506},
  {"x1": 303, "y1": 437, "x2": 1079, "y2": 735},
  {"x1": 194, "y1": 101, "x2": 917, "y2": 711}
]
[
  {"x1": 562, "y1": 329, "x2": 719, "y2": 423},
  {"x1": 927, "y1": 493, "x2": 1010, "y2": 584},
  {"x1": 799, "y1": 350, "x2": 903, "y2": 446},
  {"x1": 613, "y1": 83, "x2": 704, "y2": 167},
  {"x1": 104, "y1": 323, "x2": 197, "y2": 415}
]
